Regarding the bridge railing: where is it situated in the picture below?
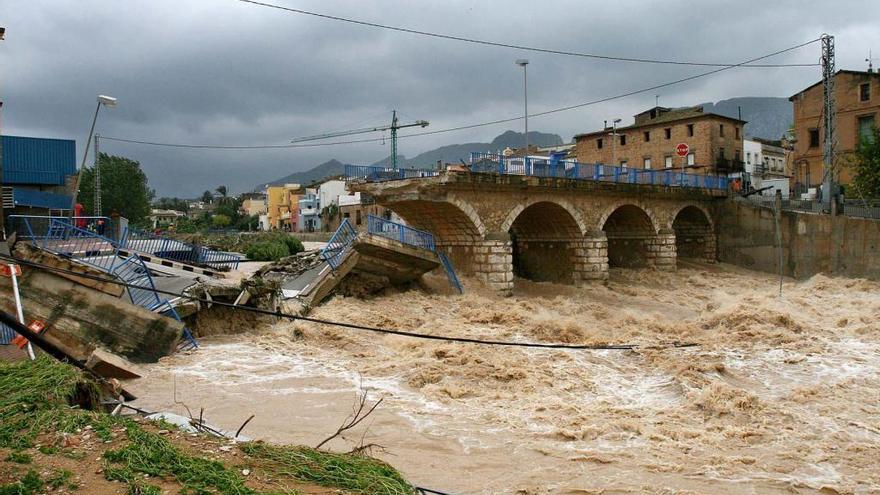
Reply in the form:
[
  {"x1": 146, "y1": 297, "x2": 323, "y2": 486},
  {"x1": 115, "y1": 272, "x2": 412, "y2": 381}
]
[
  {"x1": 344, "y1": 164, "x2": 440, "y2": 182},
  {"x1": 7, "y1": 215, "x2": 113, "y2": 242},
  {"x1": 367, "y1": 215, "x2": 435, "y2": 251},
  {"x1": 320, "y1": 218, "x2": 358, "y2": 270},
  {"x1": 121, "y1": 227, "x2": 242, "y2": 270},
  {"x1": 466, "y1": 152, "x2": 730, "y2": 191}
]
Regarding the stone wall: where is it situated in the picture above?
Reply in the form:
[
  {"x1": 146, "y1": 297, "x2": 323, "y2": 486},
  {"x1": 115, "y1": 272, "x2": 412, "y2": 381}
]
[{"x1": 716, "y1": 198, "x2": 880, "y2": 280}]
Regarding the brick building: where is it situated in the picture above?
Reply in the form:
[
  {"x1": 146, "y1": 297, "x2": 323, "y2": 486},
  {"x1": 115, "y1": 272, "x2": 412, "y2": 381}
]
[
  {"x1": 574, "y1": 106, "x2": 746, "y2": 175},
  {"x1": 789, "y1": 69, "x2": 880, "y2": 192}
]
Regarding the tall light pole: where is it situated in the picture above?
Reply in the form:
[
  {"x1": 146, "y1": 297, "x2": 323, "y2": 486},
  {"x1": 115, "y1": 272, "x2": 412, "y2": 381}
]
[
  {"x1": 515, "y1": 59, "x2": 529, "y2": 155},
  {"x1": 70, "y1": 95, "x2": 116, "y2": 214},
  {"x1": 610, "y1": 118, "x2": 621, "y2": 166}
]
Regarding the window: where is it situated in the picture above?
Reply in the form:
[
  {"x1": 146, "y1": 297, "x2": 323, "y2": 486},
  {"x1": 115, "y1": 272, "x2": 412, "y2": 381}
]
[
  {"x1": 620, "y1": 160, "x2": 628, "y2": 168},
  {"x1": 746, "y1": 152, "x2": 752, "y2": 165},
  {"x1": 718, "y1": 147, "x2": 726, "y2": 159},
  {"x1": 597, "y1": 138, "x2": 603, "y2": 149},
  {"x1": 644, "y1": 131, "x2": 651, "y2": 142},
  {"x1": 687, "y1": 153, "x2": 695, "y2": 166},
  {"x1": 859, "y1": 115, "x2": 876, "y2": 144},
  {"x1": 861, "y1": 83, "x2": 871, "y2": 102},
  {"x1": 356, "y1": 209, "x2": 362, "y2": 225},
  {"x1": 809, "y1": 128, "x2": 820, "y2": 148},
  {"x1": 620, "y1": 134, "x2": 626, "y2": 146},
  {"x1": 664, "y1": 155, "x2": 673, "y2": 168},
  {"x1": 643, "y1": 157, "x2": 652, "y2": 169},
  {"x1": 664, "y1": 128, "x2": 671, "y2": 139},
  {"x1": 687, "y1": 124, "x2": 694, "y2": 137},
  {"x1": 735, "y1": 127, "x2": 740, "y2": 139},
  {"x1": 735, "y1": 149, "x2": 741, "y2": 162},
  {"x1": 720, "y1": 124, "x2": 725, "y2": 137}
]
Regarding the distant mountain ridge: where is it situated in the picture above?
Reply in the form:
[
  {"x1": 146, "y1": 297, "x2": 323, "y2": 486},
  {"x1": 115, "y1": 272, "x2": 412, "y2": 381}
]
[
  {"x1": 701, "y1": 97, "x2": 792, "y2": 140},
  {"x1": 260, "y1": 130, "x2": 562, "y2": 188}
]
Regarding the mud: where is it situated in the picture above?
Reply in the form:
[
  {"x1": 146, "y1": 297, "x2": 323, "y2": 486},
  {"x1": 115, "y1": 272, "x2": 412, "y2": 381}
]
[{"x1": 130, "y1": 263, "x2": 880, "y2": 494}]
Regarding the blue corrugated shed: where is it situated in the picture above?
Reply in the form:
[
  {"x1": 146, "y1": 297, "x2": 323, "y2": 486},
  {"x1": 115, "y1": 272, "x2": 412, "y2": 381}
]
[
  {"x1": 12, "y1": 188, "x2": 73, "y2": 210},
  {"x1": 1, "y1": 135, "x2": 76, "y2": 185}
]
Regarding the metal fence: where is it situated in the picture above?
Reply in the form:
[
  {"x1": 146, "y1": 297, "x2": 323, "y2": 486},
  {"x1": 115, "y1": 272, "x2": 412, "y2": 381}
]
[
  {"x1": 7, "y1": 215, "x2": 112, "y2": 241},
  {"x1": 843, "y1": 199, "x2": 880, "y2": 220},
  {"x1": 367, "y1": 214, "x2": 435, "y2": 251},
  {"x1": 468, "y1": 152, "x2": 730, "y2": 191},
  {"x1": 121, "y1": 227, "x2": 242, "y2": 269},
  {"x1": 344, "y1": 164, "x2": 440, "y2": 182},
  {"x1": 320, "y1": 218, "x2": 358, "y2": 270},
  {"x1": 438, "y1": 252, "x2": 463, "y2": 294}
]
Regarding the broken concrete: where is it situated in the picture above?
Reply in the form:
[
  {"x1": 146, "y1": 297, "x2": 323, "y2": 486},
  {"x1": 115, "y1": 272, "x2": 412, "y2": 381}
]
[{"x1": 86, "y1": 348, "x2": 144, "y2": 379}]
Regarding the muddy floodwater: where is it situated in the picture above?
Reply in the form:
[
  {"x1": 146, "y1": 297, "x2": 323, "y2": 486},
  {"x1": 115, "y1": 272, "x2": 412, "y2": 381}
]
[{"x1": 130, "y1": 263, "x2": 880, "y2": 494}]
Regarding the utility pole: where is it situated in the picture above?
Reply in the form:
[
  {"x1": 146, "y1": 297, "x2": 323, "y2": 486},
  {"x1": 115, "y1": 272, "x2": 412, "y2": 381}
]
[
  {"x1": 516, "y1": 59, "x2": 529, "y2": 155},
  {"x1": 93, "y1": 134, "x2": 101, "y2": 215},
  {"x1": 610, "y1": 118, "x2": 621, "y2": 166},
  {"x1": 391, "y1": 110, "x2": 399, "y2": 170},
  {"x1": 821, "y1": 34, "x2": 836, "y2": 212}
]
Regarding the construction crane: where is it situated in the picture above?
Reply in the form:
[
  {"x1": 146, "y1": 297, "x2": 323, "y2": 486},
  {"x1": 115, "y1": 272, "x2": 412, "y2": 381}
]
[{"x1": 290, "y1": 110, "x2": 428, "y2": 170}]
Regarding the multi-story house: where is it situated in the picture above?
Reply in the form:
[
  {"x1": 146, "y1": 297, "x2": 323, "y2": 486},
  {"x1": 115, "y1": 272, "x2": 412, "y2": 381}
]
[
  {"x1": 743, "y1": 137, "x2": 791, "y2": 197},
  {"x1": 298, "y1": 187, "x2": 320, "y2": 233},
  {"x1": 574, "y1": 105, "x2": 746, "y2": 175},
  {"x1": 265, "y1": 183, "x2": 302, "y2": 231},
  {"x1": 789, "y1": 69, "x2": 880, "y2": 194}
]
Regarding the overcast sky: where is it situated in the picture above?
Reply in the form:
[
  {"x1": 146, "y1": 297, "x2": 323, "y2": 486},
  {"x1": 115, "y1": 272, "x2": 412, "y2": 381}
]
[{"x1": 1, "y1": 0, "x2": 878, "y2": 197}]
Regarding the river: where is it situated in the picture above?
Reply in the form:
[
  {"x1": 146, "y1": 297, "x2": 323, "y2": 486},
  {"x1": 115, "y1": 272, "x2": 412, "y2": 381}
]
[{"x1": 130, "y1": 262, "x2": 880, "y2": 494}]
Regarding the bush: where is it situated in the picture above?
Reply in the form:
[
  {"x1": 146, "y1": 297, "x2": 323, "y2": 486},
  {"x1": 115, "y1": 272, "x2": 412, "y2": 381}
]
[
  {"x1": 245, "y1": 241, "x2": 290, "y2": 261},
  {"x1": 281, "y1": 235, "x2": 304, "y2": 256}
]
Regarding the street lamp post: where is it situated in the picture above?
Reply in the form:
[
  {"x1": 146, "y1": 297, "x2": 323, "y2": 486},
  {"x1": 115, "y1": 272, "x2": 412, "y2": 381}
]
[
  {"x1": 70, "y1": 95, "x2": 116, "y2": 214},
  {"x1": 610, "y1": 118, "x2": 621, "y2": 166},
  {"x1": 515, "y1": 59, "x2": 529, "y2": 156}
]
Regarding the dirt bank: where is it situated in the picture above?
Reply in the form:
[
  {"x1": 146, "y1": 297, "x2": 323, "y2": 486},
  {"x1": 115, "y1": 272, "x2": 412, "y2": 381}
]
[{"x1": 131, "y1": 263, "x2": 880, "y2": 494}]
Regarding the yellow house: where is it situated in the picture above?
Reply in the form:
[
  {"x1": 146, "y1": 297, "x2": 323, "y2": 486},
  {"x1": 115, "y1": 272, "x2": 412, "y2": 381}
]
[{"x1": 266, "y1": 183, "x2": 302, "y2": 231}]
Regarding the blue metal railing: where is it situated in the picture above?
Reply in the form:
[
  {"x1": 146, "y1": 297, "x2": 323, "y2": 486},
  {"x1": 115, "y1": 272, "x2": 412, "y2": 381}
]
[
  {"x1": 321, "y1": 218, "x2": 358, "y2": 270},
  {"x1": 121, "y1": 227, "x2": 242, "y2": 270},
  {"x1": 0, "y1": 323, "x2": 16, "y2": 345},
  {"x1": 30, "y1": 218, "x2": 198, "y2": 350},
  {"x1": 7, "y1": 215, "x2": 113, "y2": 242},
  {"x1": 438, "y1": 252, "x2": 463, "y2": 294},
  {"x1": 367, "y1": 215, "x2": 435, "y2": 251},
  {"x1": 466, "y1": 152, "x2": 730, "y2": 191},
  {"x1": 344, "y1": 164, "x2": 440, "y2": 182}
]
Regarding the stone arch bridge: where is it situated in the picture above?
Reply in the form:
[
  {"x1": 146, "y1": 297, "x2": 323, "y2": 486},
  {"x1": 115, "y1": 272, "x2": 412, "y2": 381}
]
[{"x1": 350, "y1": 171, "x2": 724, "y2": 293}]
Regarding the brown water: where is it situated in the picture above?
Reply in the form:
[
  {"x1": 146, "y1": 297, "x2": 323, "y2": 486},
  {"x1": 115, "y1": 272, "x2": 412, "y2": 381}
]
[{"x1": 130, "y1": 263, "x2": 880, "y2": 494}]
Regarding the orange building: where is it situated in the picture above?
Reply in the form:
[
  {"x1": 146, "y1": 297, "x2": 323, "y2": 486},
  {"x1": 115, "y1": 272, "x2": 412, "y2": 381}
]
[{"x1": 789, "y1": 69, "x2": 880, "y2": 192}]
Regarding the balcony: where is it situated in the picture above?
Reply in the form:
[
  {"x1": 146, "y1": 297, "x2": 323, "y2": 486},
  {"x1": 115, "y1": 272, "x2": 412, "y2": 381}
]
[{"x1": 715, "y1": 158, "x2": 745, "y2": 175}]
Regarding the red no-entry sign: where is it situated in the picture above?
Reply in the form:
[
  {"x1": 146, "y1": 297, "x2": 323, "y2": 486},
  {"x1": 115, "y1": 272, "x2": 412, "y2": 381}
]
[{"x1": 676, "y1": 143, "x2": 690, "y2": 157}]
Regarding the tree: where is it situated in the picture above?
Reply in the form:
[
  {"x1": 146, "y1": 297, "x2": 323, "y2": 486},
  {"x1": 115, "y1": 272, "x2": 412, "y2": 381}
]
[
  {"x1": 79, "y1": 153, "x2": 154, "y2": 225},
  {"x1": 215, "y1": 185, "x2": 228, "y2": 198},
  {"x1": 211, "y1": 214, "x2": 231, "y2": 228},
  {"x1": 153, "y1": 197, "x2": 190, "y2": 212},
  {"x1": 851, "y1": 127, "x2": 880, "y2": 198},
  {"x1": 201, "y1": 190, "x2": 213, "y2": 204}
]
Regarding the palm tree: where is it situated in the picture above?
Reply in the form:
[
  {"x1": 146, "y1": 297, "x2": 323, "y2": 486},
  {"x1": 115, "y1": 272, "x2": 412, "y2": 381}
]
[{"x1": 216, "y1": 185, "x2": 228, "y2": 198}]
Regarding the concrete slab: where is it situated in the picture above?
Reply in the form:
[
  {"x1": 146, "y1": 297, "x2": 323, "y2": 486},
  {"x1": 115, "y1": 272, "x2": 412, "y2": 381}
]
[{"x1": 86, "y1": 348, "x2": 144, "y2": 379}]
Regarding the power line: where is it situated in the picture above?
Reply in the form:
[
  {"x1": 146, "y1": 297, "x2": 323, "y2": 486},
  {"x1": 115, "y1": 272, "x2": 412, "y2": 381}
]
[
  {"x1": 100, "y1": 37, "x2": 822, "y2": 151},
  {"x1": 236, "y1": 0, "x2": 817, "y2": 68},
  {"x1": 0, "y1": 253, "x2": 697, "y2": 351}
]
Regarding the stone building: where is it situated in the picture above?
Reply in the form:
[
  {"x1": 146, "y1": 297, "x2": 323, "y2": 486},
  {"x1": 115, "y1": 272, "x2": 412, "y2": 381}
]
[
  {"x1": 789, "y1": 69, "x2": 880, "y2": 193},
  {"x1": 574, "y1": 106, "x2": 746, "y2": 175}
]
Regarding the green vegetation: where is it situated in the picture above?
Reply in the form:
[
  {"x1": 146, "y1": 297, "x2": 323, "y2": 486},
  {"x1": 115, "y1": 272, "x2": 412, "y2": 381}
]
[
  {"x1": 851, "y1": 127, "x2": 880, "y2": 198},
  {"x1": 4, "y1": 451, "x2": 32, "y2": 464},
  {"x1": 0, "y1": 469, "x2": 43, "y2": 495},
  {"x1": 0, "y1": 357, "x2": 413, "y2": 495},
  {"x1": 242, "y1": 442, "x2": 412, "y2": 495},
  {"x1": 79, "y1": 153, "x2": 155, "y2": 225}
]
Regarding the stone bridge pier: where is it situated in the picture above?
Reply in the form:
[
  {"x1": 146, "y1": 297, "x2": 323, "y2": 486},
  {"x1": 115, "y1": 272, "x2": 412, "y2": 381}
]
[{"x1": 351, "y1": 173, "x2": 719, "y2": 294}]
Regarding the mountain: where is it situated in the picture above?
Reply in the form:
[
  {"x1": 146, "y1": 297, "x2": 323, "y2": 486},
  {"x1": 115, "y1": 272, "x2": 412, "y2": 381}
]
[
  {"x1": 260, "y1": 130, "x2": 564, "y2": 188},
  {"x1": 262, "y1": 159, "x2": 346, "y2": 188},
  {"x1": 370, "y1": 130, "x2": 564, "y2": 167},
  {"x1": 701, "y1": 97, "x2": 792, "y2": 140}
]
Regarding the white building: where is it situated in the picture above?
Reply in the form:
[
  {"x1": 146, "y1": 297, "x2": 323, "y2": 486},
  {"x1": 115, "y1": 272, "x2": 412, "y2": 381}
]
[
  {"x1": 317, "y1": 179, "x2": 347, "y2": 211},
  {"x1": 744, "y1": 138, "x2": 790, "y2": 198}
]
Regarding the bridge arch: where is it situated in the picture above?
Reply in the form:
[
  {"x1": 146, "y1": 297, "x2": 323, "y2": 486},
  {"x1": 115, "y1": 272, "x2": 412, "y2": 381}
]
[
  {"x1": 505, "y1": 201, "x2": 584, "y2": 283},
  {"x1": 387, "y1": 197, "x2": 486, "y2": 275},
  {"x1": 671, "y1": 204, "x2": 716, "y2": 262},
  {"x1": 500, "y1": 197, "x2": 587, "y2": 236},
  {"x1": 600, "y1": 204, "x2": 659, "y2": 269}
]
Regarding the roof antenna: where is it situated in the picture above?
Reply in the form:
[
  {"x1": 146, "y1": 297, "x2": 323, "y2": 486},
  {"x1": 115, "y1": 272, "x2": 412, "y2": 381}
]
[
  {"x1": 868, "y1": 49, "x2": 876, "y2": 73},
  {"x1": 656, "y1": 94, "x2": 660, "y2": 107}
]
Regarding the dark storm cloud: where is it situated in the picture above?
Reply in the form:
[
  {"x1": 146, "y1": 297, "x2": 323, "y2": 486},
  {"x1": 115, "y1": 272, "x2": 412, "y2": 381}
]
[{"x1": 1, "y1": 0, "x2": 877, "y2": 196}]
